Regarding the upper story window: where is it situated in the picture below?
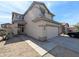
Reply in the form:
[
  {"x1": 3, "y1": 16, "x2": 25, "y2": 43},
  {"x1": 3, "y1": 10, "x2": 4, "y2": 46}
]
[
  {"x1": 39, "y1": 6, "x2": 45, "y2": 16},
  {"x1": 17, "y1": 15, "x2": 20, "y2": 19},
  {"x1": 16, "y1": 15, "x2": 23, "y2": 20},
  {"x1": 20, "y1": 15, "x2": 24, "y2": 19}
]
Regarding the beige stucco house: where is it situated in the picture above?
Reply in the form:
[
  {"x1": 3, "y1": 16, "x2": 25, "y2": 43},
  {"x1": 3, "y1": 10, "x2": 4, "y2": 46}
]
[
  {"x1": 12, "y1": 1, "x2": 62, "y2": 41},
  {"x1": 61, "y1": 23, "x2": 69, "y2": 34}
]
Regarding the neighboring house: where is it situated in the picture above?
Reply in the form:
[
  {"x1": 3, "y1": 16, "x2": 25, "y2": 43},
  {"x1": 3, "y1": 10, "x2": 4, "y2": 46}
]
[
  {"x1": 68, "y1": 26, "x2": 77, "y2": 32},
  {"x1": 1, "y1": 23, "x2": 11, "y2": 28},
  {"x1": 61, "y1": 23, "x2": 69, "y2": 34},
  {"x1": 12, "y1": 1, "x2": 61, "y2": 41},
  {"x1": 1, "y1": 23, "x2": 17, "y2": 34},
  {"x1": 0, "y1": 24, "x2": 1, "y2": 28},
  {"x1": 1, "y1": 23, "x2": 12, "y2": 32}
]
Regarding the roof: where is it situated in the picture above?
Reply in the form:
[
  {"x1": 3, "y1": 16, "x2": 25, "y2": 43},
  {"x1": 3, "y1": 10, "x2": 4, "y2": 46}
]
[
  {"x1": 32, "y1": 17, "x2": 61, "y2": 25},
  {"x1": 23, "y1": 1, "x2": 55, "y2": 16},
  {"x1": 1, "y1": 23, "x2": 11, "y2": 25},
  {"x1": 1, "y1": 23, "x2": 12, "y2": 28},
  {"x1": 12, "y1": 12, "x2": 23, "y2": 20},
  {"x1": 12, "y1": 1, "x2": 60, "y2": 25},
  {"x1": 12, "y1": 12, "x2": 22, "y2": 15}
]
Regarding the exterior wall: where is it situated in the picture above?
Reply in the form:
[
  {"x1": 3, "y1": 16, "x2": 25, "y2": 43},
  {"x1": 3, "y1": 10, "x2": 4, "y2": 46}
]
[
  {"x1": 45, "y1": 13, "x2": 52, "y2": 20},
  {"x1": 11, "y1": 23, "x2": 18, "y2": 35},
  {"x1": 38, "y1": 21, "x2": 47, "y2": 41},
  {"x1": 24, "y1": 21, "x2": 44, "y2": 40},
  {"x1": 58, "y1": 25, "x2": 63, "y2": 35},
  {"x1": 24, "y1": 4, "x2": 42, "y2": 22},
  {"x1": 24, "y1": 4, "x2": 52, "y2": 21},
  {"x1": 40, "y1": 4, "x2": 52, "y2": 20},
  {"x1": 24, "y1": 6, "x2": 44, "y2": 40}
]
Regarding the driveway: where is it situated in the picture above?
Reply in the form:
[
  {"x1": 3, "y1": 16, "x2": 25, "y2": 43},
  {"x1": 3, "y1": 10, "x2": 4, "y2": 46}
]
[
  {"x1": 0, "y1": 35, "x2": 79, "y2": 57},
  {"x1": 19, "y1": 35, "x2": 79, "y2": 57},
  {"x1": 44, "y1": 36, "x2": 79, "y2": 57}
]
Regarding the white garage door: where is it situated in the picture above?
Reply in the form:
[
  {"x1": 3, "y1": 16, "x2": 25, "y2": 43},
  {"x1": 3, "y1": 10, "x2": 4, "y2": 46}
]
[{"x1": 46, "y1": 27, "x2": 58, "y2": 39}]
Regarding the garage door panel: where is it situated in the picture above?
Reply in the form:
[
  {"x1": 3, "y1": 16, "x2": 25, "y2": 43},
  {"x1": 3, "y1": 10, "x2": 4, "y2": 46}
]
[{"x1": 46, "y1": 27, "x2": 58, "y2": 39}]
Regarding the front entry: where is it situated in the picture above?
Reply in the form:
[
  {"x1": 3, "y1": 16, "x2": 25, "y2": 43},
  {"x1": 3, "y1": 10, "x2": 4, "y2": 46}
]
[{"x1": 18, "y1": 24, "x2": 25, "y2": 34}]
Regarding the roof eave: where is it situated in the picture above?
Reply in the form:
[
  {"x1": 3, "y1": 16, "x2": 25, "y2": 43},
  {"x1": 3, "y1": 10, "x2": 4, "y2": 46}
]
[{"x1": 23, "y1": 1, "x2": 55, "y2": 17}]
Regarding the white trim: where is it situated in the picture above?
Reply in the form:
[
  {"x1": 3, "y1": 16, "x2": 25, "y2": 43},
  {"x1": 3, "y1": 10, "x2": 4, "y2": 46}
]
[{"x1": 25, "y1": 40, "x2": 48, "y2": 56}]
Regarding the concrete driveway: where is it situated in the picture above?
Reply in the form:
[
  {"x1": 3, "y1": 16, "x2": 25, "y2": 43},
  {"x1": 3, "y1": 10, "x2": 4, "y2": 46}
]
[
  {"x1": 44, "y1": 36, "x2": 79, "y2": 57},
  {"x1": 22, "y1": 35, "x2": 79, "y2": 57}
]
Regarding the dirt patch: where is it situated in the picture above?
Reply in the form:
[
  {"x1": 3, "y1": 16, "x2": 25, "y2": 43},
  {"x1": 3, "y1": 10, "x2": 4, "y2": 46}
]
[{"x1": 0, "y1": 40, "x2": 40, "y2": 57}]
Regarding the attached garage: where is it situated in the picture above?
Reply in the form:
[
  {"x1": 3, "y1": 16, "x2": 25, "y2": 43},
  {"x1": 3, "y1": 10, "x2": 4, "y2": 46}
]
[
  {"x1": 32, "y1": 17, "x2": 61, "y2": 41},
  {"x1": 46, "y1": 26, "x2": 58, "y2": 39}
]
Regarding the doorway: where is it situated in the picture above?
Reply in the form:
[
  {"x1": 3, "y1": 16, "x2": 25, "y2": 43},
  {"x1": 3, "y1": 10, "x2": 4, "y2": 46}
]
[{"x1": 18, "y1": 24, "x2": 25, "y2": 34}]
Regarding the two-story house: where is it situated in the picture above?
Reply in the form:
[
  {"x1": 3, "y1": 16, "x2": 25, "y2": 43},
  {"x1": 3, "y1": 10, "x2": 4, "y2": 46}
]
[{"x1": 12, "y1": 1, "x2": 61, "y2": 41}]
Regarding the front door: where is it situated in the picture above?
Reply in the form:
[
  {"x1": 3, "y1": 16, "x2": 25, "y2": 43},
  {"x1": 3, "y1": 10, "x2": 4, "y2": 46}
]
[{"x1": 18, "y1": 24, "x2": 25, "y2": 34}]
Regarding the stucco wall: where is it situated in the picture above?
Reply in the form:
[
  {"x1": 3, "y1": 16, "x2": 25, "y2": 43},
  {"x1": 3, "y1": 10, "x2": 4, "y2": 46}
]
[
  {"x1": 39, "y1": 21, "x2": 59, "y2": 39},
  {"x1": 24, "y1": 5, "x2": 44, "y2": 40},
  {"x1": 24, "y1": 21, "x2": 44, "y2": 40},
  {"x1": 58, "y1": 25, "x2": 62, "y2": 34},
  {"x1": 40, "y1": 4, "x2": 52, "y2": 20},
  {"x1": 11, "y1": 23, "x2": 18, "y2": 35}
]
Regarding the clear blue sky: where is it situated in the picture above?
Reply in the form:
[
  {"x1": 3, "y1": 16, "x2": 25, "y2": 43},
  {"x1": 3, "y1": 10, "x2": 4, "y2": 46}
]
[{"x1": 0, "y1": 1, "x2": 79, "y2": 26}]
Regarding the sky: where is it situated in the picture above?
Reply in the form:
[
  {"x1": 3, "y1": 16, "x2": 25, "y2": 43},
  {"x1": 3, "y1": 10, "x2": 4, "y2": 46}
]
[{"x1": 0, "y1": 1, "x2": 79, "y2": 26}]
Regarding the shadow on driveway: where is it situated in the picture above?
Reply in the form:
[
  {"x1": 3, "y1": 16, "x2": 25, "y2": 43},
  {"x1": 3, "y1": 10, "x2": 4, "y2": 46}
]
[{"x1": 4, "y1": 35, "x2": 28, "y2": 45}]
